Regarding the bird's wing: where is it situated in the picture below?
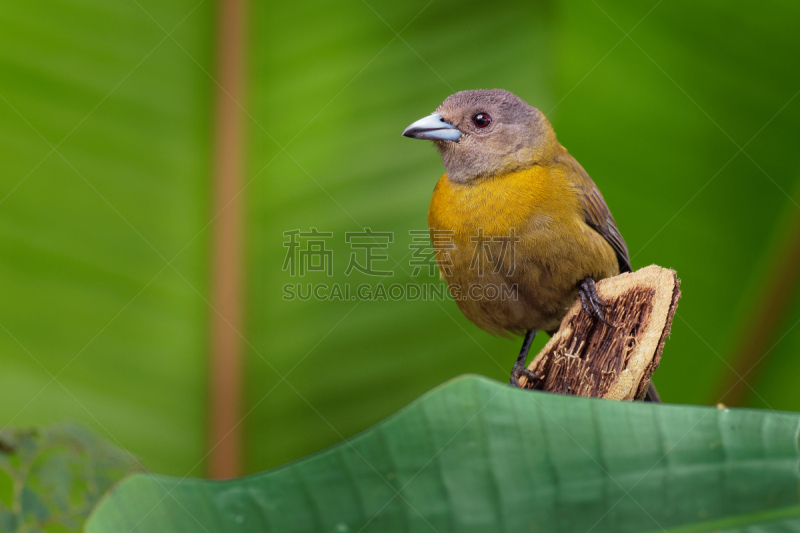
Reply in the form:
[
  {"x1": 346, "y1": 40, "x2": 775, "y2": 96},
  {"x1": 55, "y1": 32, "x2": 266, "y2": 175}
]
[{"x1": 559, "y1": 149, "x2": 632, "y2": 273}]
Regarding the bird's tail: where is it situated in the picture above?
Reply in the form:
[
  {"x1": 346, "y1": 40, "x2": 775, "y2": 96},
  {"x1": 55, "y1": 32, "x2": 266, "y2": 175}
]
[{"x1": 644, "y1": 381, "x2": 661, "y2": 403}]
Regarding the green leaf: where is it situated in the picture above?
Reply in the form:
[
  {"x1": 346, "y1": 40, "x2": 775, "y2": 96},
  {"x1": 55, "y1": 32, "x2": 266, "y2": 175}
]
[
  {"x1": 0, "y1": 423, "x2": 139, "y2": 532},
  {"x1": 86, "y1": 376, "x2": 800, "y2": 532},
  {"x1": 0, "y1": 0, "x2": 212, "y2": 477},
  {"x1": 20, "y1": 486, "x2": 49, "y2": 524},
  {"x1": 0, "y1": 507, "x2": 17, "y2": 533}
]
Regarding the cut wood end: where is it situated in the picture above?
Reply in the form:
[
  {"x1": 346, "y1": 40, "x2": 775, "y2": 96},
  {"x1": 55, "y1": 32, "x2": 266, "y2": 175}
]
[{"x1": 518, "y1": 265, "x2": 681, "y2": 401}]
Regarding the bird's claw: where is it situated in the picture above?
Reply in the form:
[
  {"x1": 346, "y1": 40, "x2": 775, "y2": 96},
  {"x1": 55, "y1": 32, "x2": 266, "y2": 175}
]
[
  {"x1": 510, "y1": 363, "x2": 542, "y2": 388},
  {"x1": 578, "y1": 277, "x2": 614, "y2": 328}
]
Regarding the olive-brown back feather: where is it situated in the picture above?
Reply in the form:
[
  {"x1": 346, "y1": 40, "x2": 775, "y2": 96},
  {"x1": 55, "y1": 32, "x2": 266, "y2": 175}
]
[{"x1": 556, "y1": 148, "x2": 632, "y2": 273}]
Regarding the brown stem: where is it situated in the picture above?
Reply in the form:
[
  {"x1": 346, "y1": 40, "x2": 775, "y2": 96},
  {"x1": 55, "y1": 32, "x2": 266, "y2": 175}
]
[{"x1": 208, "y1": 0, "x2": 247, "y2": 479}]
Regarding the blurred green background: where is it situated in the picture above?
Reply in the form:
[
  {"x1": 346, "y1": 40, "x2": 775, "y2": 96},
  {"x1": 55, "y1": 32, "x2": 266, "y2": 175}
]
[{"x1": 1, "y1": 0, "x2": 799, "y2": 477}]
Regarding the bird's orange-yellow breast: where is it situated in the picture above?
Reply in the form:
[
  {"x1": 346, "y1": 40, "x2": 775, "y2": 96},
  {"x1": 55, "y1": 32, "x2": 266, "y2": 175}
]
[{"x1": 428, "y1": 165, "x2": 619, "y2": 335}]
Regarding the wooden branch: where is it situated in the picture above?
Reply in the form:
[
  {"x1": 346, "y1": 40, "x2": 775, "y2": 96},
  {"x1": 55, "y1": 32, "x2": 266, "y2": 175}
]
[{"x1": 518, "y1": 265, "x2": 681, "y2": 401}]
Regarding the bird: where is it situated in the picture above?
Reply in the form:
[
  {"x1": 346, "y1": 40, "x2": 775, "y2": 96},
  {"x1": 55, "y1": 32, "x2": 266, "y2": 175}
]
[{"x1": 402, "y1": 88, "x2": 660, "y2": 402}]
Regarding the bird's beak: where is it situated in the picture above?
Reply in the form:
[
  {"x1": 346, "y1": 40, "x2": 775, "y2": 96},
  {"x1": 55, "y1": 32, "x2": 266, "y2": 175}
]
[{"x1": 402, "y1": 113, "x2": 461, "y2": 142}]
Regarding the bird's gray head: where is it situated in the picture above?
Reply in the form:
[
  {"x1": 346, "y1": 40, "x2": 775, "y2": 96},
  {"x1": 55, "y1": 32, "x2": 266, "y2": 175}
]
[{"x1": 402, "y1": 89, "x2": 557, "y2": 183}]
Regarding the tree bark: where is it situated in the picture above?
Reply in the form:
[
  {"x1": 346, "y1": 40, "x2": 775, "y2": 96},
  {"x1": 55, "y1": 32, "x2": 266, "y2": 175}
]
[{"x1": 518, "y1": 265, "x2": 680, "y2": 401}]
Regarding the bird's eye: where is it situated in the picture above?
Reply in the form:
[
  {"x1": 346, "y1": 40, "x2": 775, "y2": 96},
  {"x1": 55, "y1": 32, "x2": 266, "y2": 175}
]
[{"x1": 472, "y1": 113, "x2": 491, "y2": 128}]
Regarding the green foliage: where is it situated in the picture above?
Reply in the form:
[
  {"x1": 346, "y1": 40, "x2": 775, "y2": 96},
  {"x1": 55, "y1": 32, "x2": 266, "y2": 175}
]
[
  {"x1": 1, "y1": 0, "x2": 800, "y2": 481},
  {"x1": 0, "y1": 423, "x2": 139, "y2": 532},
  {"x1": 87, "y1": 376, "x2": 800, "y2": 532},
  {"x1": 0, "y1": 0, "x2": 212, "y2": 475}
]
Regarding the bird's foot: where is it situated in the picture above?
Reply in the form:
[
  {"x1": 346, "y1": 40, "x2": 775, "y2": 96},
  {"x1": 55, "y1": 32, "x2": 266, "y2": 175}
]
[
  {"x1": 578, "y1": 277, "x2": 614, "y2": 328},
  {"x1": 509, "y1": 330, "x2": 540, "y2": 388},
  {"x1": 510, "y1": 363, "x2": 542, "y2": 388}
]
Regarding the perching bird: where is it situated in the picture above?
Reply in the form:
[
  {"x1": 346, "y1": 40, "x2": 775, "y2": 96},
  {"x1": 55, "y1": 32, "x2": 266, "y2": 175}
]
[{"x1": 403, "y1": 89, "x2": 660, "y2": 401}]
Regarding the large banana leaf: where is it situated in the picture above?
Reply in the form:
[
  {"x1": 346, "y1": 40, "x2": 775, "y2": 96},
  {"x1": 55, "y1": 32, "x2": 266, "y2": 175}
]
[
  {"x1": 86, "y1": 376, "x2": 800, "y2": 532},
  {"x1": 0, "y1": 0, "x2": 213, "y2": 475}
]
